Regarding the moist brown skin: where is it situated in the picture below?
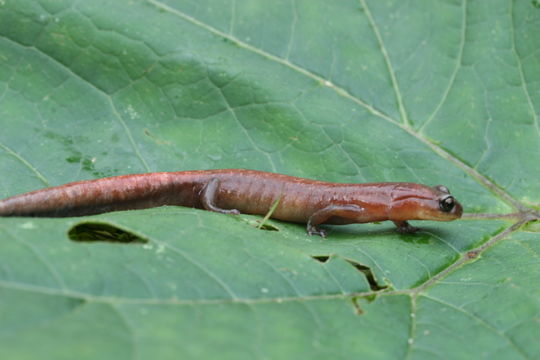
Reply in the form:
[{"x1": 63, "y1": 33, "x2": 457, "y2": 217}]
[{"x1": 0, "y1": 169, "x2": 463, "y2": 237}]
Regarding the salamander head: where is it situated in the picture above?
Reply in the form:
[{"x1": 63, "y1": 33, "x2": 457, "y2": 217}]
[{"x1": 388, "y1": 183, "x2": 463, "y2": 222}]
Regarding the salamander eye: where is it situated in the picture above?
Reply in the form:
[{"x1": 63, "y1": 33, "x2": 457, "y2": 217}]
[
  {"x1": 439, "y1": 196, "x2": 455, "y2": 212},
  {"x1": 434, "y1": 185, "x2": 450, "y2": 194}
]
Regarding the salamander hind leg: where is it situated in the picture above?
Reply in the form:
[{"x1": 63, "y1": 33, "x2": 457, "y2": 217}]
[
  {"x1": 307, "y1": 204, "x2": 365, "y2": 237},
  {"x1": 201, "y1": 178, "x2": 240, "y2": 215}
]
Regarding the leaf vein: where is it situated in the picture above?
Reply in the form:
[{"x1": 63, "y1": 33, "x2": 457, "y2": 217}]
[
  {"x1": 509, "y1": 0, "x2": 540, "y2": 137},
  {"x1": 359, "y1": 0, "x2": 410, "y2": 127},
  {"x1": 420, "y1": 0, "x2": 468, "y2": 132},
  {"x1": 421, "y1": 294, "x2": 529, "y2": 358},
  {"x1": 0, "y1": 141, "x2": 50, "y2": 187}
]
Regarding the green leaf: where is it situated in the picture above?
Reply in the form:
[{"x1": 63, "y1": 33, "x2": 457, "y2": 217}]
[{"x1": 0, "y1": 0, "x2": 539, "y2": 359}]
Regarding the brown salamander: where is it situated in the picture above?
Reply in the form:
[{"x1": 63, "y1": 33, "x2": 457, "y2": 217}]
[{"x1": 0, "y1": 169, "x2": 463, "y2": 237}]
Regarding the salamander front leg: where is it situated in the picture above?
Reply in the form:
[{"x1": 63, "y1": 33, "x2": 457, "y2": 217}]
[
  {"x1": 307, "y1": 204, "x2": 365, "y2": 237},
  {"x1": 393, "y1": 220, "x2": 419, "y2": 234},
  {"x1": 201, "y1": 178, "x2": 240, "y2": 215}
]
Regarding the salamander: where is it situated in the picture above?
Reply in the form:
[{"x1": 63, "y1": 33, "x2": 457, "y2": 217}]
[{"x1": 0, "y1": 169, "x2": 463, "y2": 237}]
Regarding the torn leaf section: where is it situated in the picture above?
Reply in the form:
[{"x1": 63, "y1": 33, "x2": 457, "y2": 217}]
[
  {"x1": 524, "y1": 219, "x2": 540, "y2": 232},
  {"x1": 311, "y1": 255, "x2": 330, "y2": 263},
  {"x1": 68, "y1": 222, "x2": 147, "y2": 243},
  {"x1": 345, "y1": 259, "x2": 388, "y2": 291},
  {"x1": 311, "y1": 255, "x2": 373, "y2": 293}
]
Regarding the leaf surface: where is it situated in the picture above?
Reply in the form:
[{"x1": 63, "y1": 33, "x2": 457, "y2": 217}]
[{"x1": 0, "y1": 0, "x2": 539, "y2": 359}]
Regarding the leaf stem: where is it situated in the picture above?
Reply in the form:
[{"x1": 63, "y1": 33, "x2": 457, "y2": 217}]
[{"x1": 257, "y1": 194, "x2": 282, "y2": 230}]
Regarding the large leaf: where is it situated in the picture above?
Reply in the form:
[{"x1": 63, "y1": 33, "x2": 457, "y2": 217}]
[{"x1": 1, "y1": 0, "x2": 539, "y2": 359}]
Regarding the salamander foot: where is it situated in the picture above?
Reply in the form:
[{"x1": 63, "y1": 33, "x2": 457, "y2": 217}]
[
  {"x1": 307, "y1": 226, "x2": 327, "y2": 238},
  {"x1": 394, "y1": 221, "x2": 420, "y2": 234}
]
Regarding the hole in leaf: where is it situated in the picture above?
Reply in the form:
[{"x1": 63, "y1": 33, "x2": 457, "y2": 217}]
[
  {"x1": 311, "y1": 255, "x2": 387, "y2": 291},
  {"x1": 346, "y1": 259, "x2": 387, "y2": 291},
  {"x1": 311, "y1": 255, "x2": 330, "y2": 263},
  {"x1": 68, "y1": 222, "x2": 147, "y2": 243}
]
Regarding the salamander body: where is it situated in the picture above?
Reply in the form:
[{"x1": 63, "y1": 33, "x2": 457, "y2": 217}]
[{"x1": 0, "y1": 169, "x2": 463, "y2": 236}]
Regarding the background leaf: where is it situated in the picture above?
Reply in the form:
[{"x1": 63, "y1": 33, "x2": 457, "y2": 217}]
[{"x1": 1, "y1": 0, "x2": 539, "y2": 359}]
